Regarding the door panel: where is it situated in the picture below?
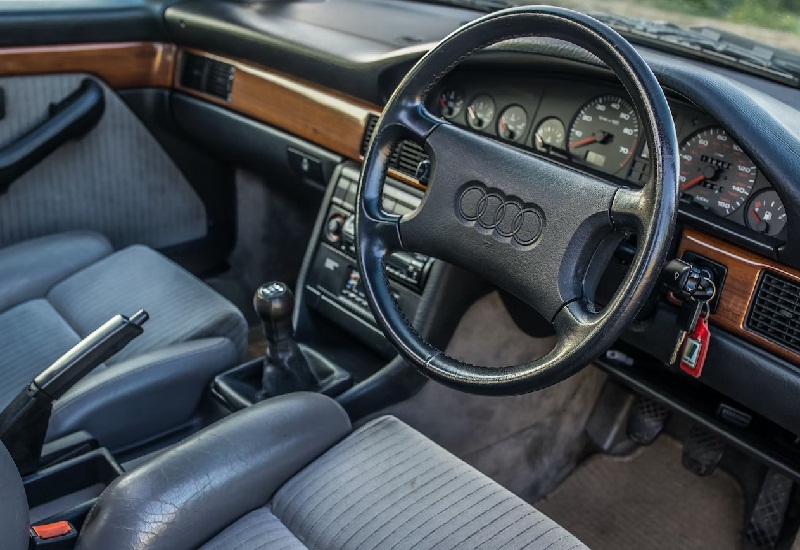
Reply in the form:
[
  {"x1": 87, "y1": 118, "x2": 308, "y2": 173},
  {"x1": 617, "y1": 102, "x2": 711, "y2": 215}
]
[{"x1": 0, "y1": 73, "x2": 208, "y2": 249}]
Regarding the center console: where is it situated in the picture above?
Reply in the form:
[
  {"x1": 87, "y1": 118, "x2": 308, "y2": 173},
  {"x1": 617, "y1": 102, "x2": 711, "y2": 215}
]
[{"x1": 303, "y1": 165, "x2": 435, "y2": 356}]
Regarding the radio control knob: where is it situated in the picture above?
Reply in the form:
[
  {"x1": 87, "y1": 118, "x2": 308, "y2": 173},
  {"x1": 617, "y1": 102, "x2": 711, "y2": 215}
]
[{"x1": 326, "y1": 214, "x2": 345, "y2": 242}]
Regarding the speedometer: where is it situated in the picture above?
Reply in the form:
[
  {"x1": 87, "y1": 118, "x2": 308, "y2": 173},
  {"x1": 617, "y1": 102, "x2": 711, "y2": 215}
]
[
  {"x1": 679, "y1": 128, "x2": 756, "y2": 217},
  {"x1": 568, "y1": 95, "x2": 640, "y2": 176}
]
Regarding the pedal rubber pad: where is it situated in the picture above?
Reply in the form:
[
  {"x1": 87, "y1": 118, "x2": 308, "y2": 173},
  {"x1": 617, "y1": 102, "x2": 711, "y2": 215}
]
[
  {"x1": 746, "y1": 470, "x2": 793, "y2": 549},
  {"x1": 682, "y1": 425, "x2": 726, "y2": 476},
  {"x1": 626, "y1": 396, "x2": 671, "y2": 445}
]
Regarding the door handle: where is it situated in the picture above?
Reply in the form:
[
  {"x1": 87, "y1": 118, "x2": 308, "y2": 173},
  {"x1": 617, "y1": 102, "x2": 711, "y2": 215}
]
[{"x1": 0, "y1": 78, "x2": 105, "y2": 194}]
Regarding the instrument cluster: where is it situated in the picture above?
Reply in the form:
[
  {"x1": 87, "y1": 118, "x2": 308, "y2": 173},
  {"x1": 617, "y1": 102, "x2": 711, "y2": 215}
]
[{"x1": 431, "y1": 75, "x2": 786, "y2": 240}]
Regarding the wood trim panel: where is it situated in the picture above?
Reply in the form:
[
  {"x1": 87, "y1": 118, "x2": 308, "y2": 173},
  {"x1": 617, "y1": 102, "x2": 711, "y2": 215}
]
[
  {"x1": 0, "y1": 43, "x2": 176, "y2": 88},
  {"x1": 175, "y1": 49, "x2": 376, "y2": 163},
  {"x1": 173, "y1": 49, "x2": 426, "y2": 190},
  {"x1": 677, "y1": 227, "x2": 800, "y2": 366}
]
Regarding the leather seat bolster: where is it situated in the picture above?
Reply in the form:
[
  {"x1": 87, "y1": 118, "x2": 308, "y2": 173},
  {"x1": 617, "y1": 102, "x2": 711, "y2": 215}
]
[
  {"x1": 76, "y1": 393, "x2": 352, "y2": 550},
  {"x1": 0, "y1": 232, "x2": 111, "y2": 312},
  {"x1": 47, "y1": 338, "x2": 240, "y2": 450}
]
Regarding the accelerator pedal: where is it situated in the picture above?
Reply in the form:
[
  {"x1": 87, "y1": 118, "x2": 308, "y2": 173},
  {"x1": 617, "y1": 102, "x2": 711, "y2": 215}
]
[{"x1": 746, "y1": 470, "x2": 794, "y2": 549}]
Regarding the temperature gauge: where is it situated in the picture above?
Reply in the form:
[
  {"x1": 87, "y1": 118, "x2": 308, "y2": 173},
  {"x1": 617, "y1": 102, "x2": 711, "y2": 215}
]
[
  {"x1": 466, "y1": 94, "x2": 495, "y2": 130},
  {"x1": 437, "y1": 88, "x2": 464, "y2": 119},
  {"x1": 746, "y1": 189, "x2": 786, "y2": 236},
  {"x1": 497, "y1": 105, "x2": 528, "y2": 142},
  {"x1": 533, "y1": 118, "x2": 566, "y2": 152}
]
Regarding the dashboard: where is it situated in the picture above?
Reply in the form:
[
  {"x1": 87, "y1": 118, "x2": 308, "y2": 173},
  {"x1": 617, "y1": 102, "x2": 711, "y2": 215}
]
[{"x1": 430, "y1": 71, "x2": 788, "y2": 241}]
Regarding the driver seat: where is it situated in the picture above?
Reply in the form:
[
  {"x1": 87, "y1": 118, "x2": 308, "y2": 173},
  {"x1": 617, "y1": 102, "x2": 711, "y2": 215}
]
[{"x1": 1, "y1": 393, "x2": 587, "y2": 549}]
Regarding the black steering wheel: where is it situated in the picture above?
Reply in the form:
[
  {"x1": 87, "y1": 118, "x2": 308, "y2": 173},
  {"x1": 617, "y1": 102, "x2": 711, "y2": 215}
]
[{"x1": 357, "y1": 6, "x2": 679, "y2": 395}]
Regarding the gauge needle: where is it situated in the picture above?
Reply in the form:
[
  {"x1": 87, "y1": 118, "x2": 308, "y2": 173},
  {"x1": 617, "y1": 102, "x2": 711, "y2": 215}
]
[
  {"x1": 569, "y1": 136, "x2": 597, "y2": 148},
  {"x1": 680, "y1": 175, "x2": 705, "y2": 191},
  {"x1": 467, "y1": 106, "x2": 476, "y2": 120},
  {"x1": 498, "y1": 119, "x2": 508, "y2": 133},
  {"x1": 750, "y1": 208, "x2": 762, "y2": 223},
  {"x1": 439, "y1": 96, "x2": 447, "y2": 109}
]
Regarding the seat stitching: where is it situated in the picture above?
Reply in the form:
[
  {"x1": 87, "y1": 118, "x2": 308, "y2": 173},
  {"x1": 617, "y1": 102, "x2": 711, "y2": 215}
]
[
  {"x1": 331, "y1": 460, "x2": 466, "y2": 547},
  {"x1": 380, "y1": 475, "x2": 491, "y2": 550},
  {"x1": 474, "y1": 517, "x2": 546, "y2": 549},
  {"x1": 438, "y1": 499, "x2": 528, "y2": 550},
  {"x1": 412, "y1": 484, "x2": 507, "y2": 549},
  {"x1": 302, "y1": 441, "x2": 438, "y2": 547},
  {"x1": 517, "y1": 525, "x2": 560, "y2": 550},
  {"x1": 275, "y1": 422, "x2": 410, "y2": 524},
  {"x1": 318, "y1": 456, "x2": 455, "y2": 547}
]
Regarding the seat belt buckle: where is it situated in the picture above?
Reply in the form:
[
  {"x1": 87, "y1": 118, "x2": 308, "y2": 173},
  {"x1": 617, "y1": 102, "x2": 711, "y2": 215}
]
[{"x1": 30, "y1": 520, "x2": 77, "y2": 549}]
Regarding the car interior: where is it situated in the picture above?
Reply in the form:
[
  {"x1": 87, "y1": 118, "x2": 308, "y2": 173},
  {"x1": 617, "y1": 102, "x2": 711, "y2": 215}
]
[{"x1": 1, "y1": 1, "x2": 800, "y2": 548}]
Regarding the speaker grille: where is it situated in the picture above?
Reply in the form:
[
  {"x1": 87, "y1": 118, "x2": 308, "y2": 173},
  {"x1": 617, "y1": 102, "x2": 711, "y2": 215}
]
[{"x1": 747, "y1": 271, "x2": 800, "y2": 354}]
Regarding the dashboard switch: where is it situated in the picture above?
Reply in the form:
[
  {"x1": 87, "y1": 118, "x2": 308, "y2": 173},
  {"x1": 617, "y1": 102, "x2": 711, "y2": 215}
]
[{"x1": 288, "y1": 148, "x2": 324, "y2": 184}]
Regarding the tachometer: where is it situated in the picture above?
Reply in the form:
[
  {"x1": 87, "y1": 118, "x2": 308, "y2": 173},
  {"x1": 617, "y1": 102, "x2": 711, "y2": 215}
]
[
  {"x1": 679, "y1": 128, "x2": 756, "y2": 217},
  {"x1": 568, "y1": 95, "x2": 640, "y2": 175}
]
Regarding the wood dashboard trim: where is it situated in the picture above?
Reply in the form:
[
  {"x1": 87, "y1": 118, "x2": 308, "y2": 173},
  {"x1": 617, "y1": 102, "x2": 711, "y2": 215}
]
[
  {"x1": 175, "y1": 49, "x2": 374, "y2": 163},
  {"x1": 677, "y1": 227, "x2": 800, "y2": 366},
  {"x1": 173, "y1": 49, "x2": 426, "y2": 190},
  {"x1": 0, "y1": 43, "x2": 176, "y2": 89}
]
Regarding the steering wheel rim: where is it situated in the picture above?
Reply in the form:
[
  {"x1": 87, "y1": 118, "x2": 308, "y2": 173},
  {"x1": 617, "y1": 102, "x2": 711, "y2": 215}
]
[{"x1": 357, "y1": 6, "x2": 679, "y2": 395}]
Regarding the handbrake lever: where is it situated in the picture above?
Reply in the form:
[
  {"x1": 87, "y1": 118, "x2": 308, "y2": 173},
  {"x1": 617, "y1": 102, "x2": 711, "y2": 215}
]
[{"x1": 0, "y1": 310, "x2": 148, "y2": 475}]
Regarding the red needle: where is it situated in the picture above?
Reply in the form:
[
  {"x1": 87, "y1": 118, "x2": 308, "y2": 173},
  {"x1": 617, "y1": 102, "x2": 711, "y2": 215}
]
[
  {"x1": 499, "y1": 119, "x2": 508, "y2": 133},
  {"x1": 750, "y1": 208, "x2": 761, "y2": 223},
  {"x1": 680, "y1": 175, "x2": 705, "y2": 191},
  {"x1": 569, "y1": 136, "x2": 597, "y2": 148},
  {"x1": 439, "y1": 96, "x2": 447, "y2": 109}
]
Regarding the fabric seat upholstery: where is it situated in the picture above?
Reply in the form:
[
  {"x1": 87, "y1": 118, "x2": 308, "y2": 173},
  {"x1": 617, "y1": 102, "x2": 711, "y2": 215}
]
[
  {"x1": 75, "y1": 393, "x2": 588, "y2": 550},
  {"x1": 0, "y1": 231, "x2": 248, "y2": 449}
]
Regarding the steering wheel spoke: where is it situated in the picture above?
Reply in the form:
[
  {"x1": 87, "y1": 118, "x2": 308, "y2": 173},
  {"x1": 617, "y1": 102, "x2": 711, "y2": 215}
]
[{"x1": 611, "y1": 186, "x2": 649, "y2": 232}]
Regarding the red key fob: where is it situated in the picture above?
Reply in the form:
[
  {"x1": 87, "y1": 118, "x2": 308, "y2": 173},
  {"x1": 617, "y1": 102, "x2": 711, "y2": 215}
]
[{"x1": 680, "y1": 315, "x2": 710, "y2": 378}]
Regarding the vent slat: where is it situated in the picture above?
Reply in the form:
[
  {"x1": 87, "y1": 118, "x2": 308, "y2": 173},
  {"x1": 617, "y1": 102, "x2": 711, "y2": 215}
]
[
  {"x1": 747, "y1": 272, "x2": 800, "y2": 354},
  {"x1": 360, "y1": 114, "x2": 429, "y2": 181}
]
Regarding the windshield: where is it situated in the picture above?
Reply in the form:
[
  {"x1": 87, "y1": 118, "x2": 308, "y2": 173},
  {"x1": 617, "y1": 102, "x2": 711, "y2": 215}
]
[{"x1": 545, "y1": 0, "x2": 800, "y2": 52}]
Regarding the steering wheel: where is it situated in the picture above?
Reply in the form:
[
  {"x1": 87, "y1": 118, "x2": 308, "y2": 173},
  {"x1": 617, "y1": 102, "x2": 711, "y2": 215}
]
[{"x1": 357, "y1": 6, "x2": 678, "y2": 395}]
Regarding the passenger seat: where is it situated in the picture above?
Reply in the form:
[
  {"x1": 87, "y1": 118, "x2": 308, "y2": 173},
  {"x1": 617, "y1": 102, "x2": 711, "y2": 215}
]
[{"x1": 0, "y1": 232, "x2": 247, "y2": 450}]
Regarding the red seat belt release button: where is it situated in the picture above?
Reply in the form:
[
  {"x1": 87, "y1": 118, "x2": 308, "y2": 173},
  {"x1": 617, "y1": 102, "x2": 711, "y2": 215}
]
[{"x1": 679, "y1": 315, "x2": 710, "y2": 378}]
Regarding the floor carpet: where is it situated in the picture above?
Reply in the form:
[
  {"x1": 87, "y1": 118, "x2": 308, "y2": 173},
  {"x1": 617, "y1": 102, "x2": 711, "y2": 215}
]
[{"x1": 537, "y1": 436, "x2": 745, "y2": 550}]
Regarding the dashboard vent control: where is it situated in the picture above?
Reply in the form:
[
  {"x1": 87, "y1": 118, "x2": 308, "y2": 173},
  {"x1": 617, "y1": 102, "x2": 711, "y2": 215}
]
[
  {"x1": 180, "y1": 53, "x2": 234, "y2": 101},
  {"x1": 360, "y1": 114, "x2": 429, "y2": 183},
  {"x1": 747, "y1": 271, "x2": 800, "y2": 354}
]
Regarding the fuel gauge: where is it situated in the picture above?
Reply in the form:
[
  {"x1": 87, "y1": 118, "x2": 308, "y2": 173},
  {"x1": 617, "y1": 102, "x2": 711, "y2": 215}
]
[
  {"x1": 746, "y1": 189, "x2": 786, "y2": 236},
  {"x1": 533, "y1": 118, "x2": 566, "y2": 152},
  {"x1": 497, "y1": 105, "x2": 528, "y2": 142},
  {"x1": 466, "y1": 94, "x2": 495, "y2": 130}
]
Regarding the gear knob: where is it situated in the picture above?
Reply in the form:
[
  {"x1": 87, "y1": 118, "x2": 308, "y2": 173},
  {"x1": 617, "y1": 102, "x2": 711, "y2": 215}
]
[
  {"x1": 254, "y1": 282, "x2": 293, "y2": 321},
  {"x1": 253, "y1": 282, "x2": 294, "y2": 345}
]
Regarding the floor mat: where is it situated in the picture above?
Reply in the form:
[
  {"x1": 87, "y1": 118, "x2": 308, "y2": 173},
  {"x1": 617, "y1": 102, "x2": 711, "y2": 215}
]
[{"x1": 537, "y1": 437, "x2": 745, "y2": 550}]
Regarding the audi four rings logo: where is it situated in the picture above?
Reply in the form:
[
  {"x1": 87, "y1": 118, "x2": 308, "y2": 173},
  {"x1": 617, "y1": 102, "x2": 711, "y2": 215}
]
[{"x1": 458, "y1": 186, "x2": 543, "y2": 246}]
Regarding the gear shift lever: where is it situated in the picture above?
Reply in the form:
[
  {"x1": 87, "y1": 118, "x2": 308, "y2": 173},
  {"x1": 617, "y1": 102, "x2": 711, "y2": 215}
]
[{"x1": 253, "y1": 282, "x2": 317, "y2": 397}]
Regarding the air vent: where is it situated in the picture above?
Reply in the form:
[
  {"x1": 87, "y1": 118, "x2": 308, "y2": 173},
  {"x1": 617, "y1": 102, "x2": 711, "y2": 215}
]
[
  {"x1": 747, "y1": 271, "x2": 800, "y2": 354},
  {"x1": 180, "y1": 53, "x2": 234, "y2": 101},
  {"x1": 360, "y1": 113, "x2": 429, "y2": 182}
]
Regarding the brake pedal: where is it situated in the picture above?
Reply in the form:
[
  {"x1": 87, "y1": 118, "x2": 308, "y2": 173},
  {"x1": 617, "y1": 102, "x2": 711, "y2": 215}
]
[
  {"x1": 626, "y1": 396, "x2": 671, "y2": 445},
  {"x1": 746, "y1": 470, "x2": 794, "y2": 549},
  {"x1": 682, "y1": 425, "x2": 726, "y2": 476}
]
